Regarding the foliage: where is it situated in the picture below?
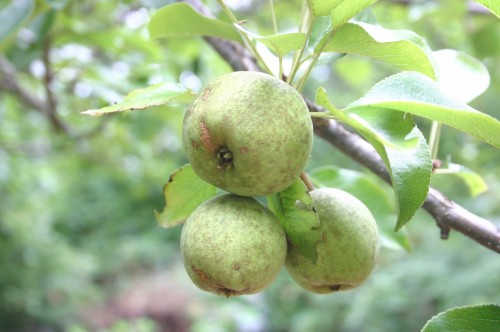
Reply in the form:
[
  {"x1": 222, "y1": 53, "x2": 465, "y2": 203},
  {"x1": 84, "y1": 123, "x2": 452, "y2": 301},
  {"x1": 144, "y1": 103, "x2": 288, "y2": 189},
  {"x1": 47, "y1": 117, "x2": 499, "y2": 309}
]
[
  {"x1": 0, "y1": 0, "x2": 499, "y2": 331},
  {"x1": 421, "y1": 304, "x2": 500, "y2": 332}
]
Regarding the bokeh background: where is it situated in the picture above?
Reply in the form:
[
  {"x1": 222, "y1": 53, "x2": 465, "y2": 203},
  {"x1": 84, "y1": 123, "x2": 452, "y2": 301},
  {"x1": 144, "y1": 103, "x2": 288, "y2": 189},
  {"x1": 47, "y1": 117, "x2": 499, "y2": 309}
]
[{"x1": 1, "y1": 0, "x2": 499, "y2": 331}]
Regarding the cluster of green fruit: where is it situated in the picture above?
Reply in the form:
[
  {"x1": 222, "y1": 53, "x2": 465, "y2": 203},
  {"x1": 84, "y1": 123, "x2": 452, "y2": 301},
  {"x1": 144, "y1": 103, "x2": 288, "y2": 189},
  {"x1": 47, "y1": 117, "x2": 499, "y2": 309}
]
[{"x1": 181, "y1": 71, "x2": 379, "y2": 297}]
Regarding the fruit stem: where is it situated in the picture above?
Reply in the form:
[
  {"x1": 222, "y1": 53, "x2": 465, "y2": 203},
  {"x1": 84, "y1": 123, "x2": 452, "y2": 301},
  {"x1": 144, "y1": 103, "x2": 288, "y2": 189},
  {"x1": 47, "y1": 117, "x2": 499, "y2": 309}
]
[
  {"x1": 428, "y1": 120, "x2": 442, "y2": 160},
  {"x1": 269, "y1": 0, "x2": 278, "y2": 35},
  {"x1": 309, "y1": 112, "x2": 339, "y2": 120},
  {"x1": 300, "y1": 172, "x2": 315, "y2": 192},
  {"x1": 295, "y1": 50, "x2": 321, "y2": 92},
  {"x1": 217, "y1": 0, "x2": 273, "y2": 75},
  {"x1": 288, "y1": 3, "x2": 313, "y2": 85}
]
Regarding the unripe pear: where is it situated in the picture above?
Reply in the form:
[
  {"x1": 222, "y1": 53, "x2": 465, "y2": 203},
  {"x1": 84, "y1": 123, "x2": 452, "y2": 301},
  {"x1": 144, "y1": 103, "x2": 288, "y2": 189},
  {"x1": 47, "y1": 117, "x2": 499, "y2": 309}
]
[
  {"x1": 180, "y1": 194, "x2": 287, "y2": 297},
  {"x1": 182, "y1": 71, "x2": 313, "y2": 196},
  {"x1": 285, "y1": 188, "x2": 379, "y2": 294}
]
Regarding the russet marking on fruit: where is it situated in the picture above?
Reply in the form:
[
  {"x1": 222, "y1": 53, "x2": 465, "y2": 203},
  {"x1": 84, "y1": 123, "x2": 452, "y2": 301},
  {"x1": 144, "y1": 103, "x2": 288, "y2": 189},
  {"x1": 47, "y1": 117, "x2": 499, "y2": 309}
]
[
  {"x1": 199, "y1": 121, "x2": 215, "y2": 153},
  {"x1": 201, "y1": 87, "x2": 211, "y2": 100},
  {"x1": 191, "y1": 265, "x2": 209, "y2": 282}
]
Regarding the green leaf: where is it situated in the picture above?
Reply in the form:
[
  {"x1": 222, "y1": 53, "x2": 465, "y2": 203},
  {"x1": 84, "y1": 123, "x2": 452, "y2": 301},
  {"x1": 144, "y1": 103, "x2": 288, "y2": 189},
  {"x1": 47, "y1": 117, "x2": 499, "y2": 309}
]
[
  {"x1": 329, "y1": 0, "x2": 378, "y2": 31},
  {"x1": 316, "y1": 87, "x2": 432, "y2": 231},
  {"x1": 0, "y1": 0, "x2": 34, "y2": 42},
  {"x1": 308, "y1": 166, "x2": 411, "y2": 251},
  {"x1": 474, "y1": 0, "x2": 500, "y2": 18},
  {"x1": 308, "y1": 0, "x2": 344, "y2": 17},
  {"x1": 308, "y1": 1, "x2": 378, "y2": 52},
  {"x1": 323, "y1": 22, "x2": 435, "y2": 78},
  {"x1": 258, "y1": 33, "x2": 306, "y2": 56},
  {"x1": 433, "y1": 49, "x2": 490, "y2": 103},
  {"x1": 308, "y1": 0, "x2": 377, "y2": 19},
  {"x1": 234, "y1": 24, "x2": 306, "y2": 56},
  {"x1": 81, "y1": 83, "x2": 195, "y2": 116},
  {"x1": 308, "y1": 15, "x2": 332, "y2": 51},
  {"x1": 433, "y1": 163, "x2": 488, "y2": 197},
  {"x1": 346, "y1": 71, "x2": 500, "y2": 148},
  {"x1": 421, "y1": 304, "x2": 500, "y2": 332},
  {"x1": 154, "y1": 164, "x2": 217, "y2": 228},
  {"x1": 267, "y1": 179, "x2": 321, "y2": 262},
  {"x1": 148, "y1": 3, "x2": 242, "y2": 42}
]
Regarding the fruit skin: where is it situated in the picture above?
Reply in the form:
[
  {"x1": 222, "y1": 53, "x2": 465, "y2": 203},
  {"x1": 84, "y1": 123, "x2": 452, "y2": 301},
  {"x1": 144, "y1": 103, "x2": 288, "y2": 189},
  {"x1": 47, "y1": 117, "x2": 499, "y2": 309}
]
[
  {"x1": 182, "y1": 71, "x2": 313, "y2": 196},
  {"x1": 180, "y1": 194, "x2": 287, "y2": 297},
  {"x1": 285, "y1": 188, "x2": 379, "y2": 294}
]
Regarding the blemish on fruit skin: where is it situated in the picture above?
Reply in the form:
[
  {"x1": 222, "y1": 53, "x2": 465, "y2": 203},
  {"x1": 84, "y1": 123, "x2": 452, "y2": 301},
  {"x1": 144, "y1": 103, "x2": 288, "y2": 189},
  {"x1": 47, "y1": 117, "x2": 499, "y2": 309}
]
[
  {"x1": 239, "y1": 146, "x2": 248, "y2": 154},
  {"x1": 191, "y1": 265, "x2": 209, "y2": 282},
  {"x1": 200, "y1": 88, "x2": 211, "y2": 100},
  {"x1": 191, "y1": 140, "x2": 199, "y2": 149},
  {"x1": 233, "y1": 263, "x2": 241, "y2": 271},
  {"x1": 199, "y1": 121, "x2": 215, "y2": 153},
  {"x1": 329, "y1": 285, "x2": 341, "y2": 291}
]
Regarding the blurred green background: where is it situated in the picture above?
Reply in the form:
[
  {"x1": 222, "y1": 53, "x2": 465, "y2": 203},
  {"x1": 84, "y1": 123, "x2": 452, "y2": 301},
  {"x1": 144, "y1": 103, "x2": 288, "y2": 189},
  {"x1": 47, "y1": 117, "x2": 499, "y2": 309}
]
[{"x1": 0, "y1": 0, "x2": 499, "y2": 331}]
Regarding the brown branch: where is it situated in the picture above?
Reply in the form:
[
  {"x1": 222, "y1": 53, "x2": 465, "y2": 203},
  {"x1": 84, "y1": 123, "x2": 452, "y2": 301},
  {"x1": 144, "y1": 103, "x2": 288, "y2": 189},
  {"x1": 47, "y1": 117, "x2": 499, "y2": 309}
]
[
  {"x1": 42, "y1": 37, "x2": 70, "y2": 134},
  {"x1": 0, "y1": 55, "x2": 50, "y2": 113},
  {"x1": 0, "y1": 53, "x2": 105, "y2": 140},
  {"x1": 0, "y1": 53, "x2": 70, "y2": 134},
  {"x1": 184, "y1": 0, "x2": 500, "y2": 254},
  {"x1": 300, "y1": 172, "x2": 315, "y2": 192}
]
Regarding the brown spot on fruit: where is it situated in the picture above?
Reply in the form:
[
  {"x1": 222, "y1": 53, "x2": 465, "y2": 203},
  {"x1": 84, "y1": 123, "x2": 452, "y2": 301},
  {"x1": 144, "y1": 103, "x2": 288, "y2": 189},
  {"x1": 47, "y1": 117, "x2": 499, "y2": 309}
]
[
  {"x1": 239, "y1": 147, "x2": 248, "y2": 154},
  {"x1": 191, "y1": 140, "x2": 199, "y2": 149},
  {"x1": 233, "y1": 263, "x2": 241, "y2": 271},
  {"x1": 218, "y1": 288, "x2": 237, "y2": 298},
  {"x1": 329, "y1": 285, "x2": 341, "y2": 291},
  {"x1": 201, "y1": 88, "x2": 211, "y2": 100},
  {"x1": 199, "y1": 121, "x2": 215, "y2": 153},
  {"x1": 191, "y1": 265, "x2": 209, "y2": 282}
]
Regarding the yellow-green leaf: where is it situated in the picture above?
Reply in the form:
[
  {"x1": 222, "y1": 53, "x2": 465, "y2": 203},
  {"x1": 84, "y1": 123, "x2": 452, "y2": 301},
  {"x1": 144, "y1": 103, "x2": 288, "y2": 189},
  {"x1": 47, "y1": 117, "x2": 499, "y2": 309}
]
[
  {"x1": 148, "y1": 3, "x2": 242, "y2": 42},
  {"x1": 324, "y1": 22, "x2": 435, "y2": 78},
  {"x1": 421, "y1": 304, "x2": 500, "y2": 332},
  {"x1": 267, "y1": 179, "x2": 321, "y2": 262},
  {"x1": 154, "y1": 164, "x2": 217, "y2": 228},
  {"x1": 473, "y1": 0, "x2": 500, "y2": 18},
  {"x1": 81, "y1": 83, "x2": 195, "y2": 116}
]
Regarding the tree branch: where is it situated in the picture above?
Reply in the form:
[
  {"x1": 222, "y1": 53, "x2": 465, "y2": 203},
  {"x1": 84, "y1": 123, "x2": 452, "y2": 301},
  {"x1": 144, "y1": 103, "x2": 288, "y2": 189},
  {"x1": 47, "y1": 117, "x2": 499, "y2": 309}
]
[
  {"x1": 184, "y1": 0, "x2": 500, "y2": 254},
  {"x1": 0, "y1": 53, "x2": 70, "y2": 134},
  {"x1": 0, "y1": 55, "x2": 50, "y2": 114},
  {"x1": 0, "y1": 54, "x2": 106, "y2": 140},
  {"x1": 42, "y1": 36, "x2": 70, "y2": 134}
]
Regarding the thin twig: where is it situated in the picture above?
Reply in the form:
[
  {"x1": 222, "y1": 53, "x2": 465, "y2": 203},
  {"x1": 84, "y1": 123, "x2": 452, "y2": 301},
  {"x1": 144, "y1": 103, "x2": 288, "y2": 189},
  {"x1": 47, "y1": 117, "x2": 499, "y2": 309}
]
[
  {"x1": 0, "y1": 55, "x2": 50, "y2": 113},
  {"x1": 42, "y1": 36, "x2": 71, "y2": 133},
  {"x1": 0, "y1": 52, "x2": 70, "y2": 134},
  {"x1": 0, "y1": 52, "x2": 105, "y2": 140},
  {"x1": 300, "y1": 172, "x2": 315, "y2": 192}
]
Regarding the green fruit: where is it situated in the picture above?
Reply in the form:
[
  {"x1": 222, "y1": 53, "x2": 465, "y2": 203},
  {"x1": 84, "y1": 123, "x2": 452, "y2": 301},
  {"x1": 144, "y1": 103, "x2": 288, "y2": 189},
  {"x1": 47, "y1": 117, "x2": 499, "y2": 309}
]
[
  {"x1": 180, "y1": 194, "x2": 287, "y2": 297},
  {"x1": 182, "y1": 71, "x2": 313, "y2": 196},
  {"x1": 285, "y1": 188, "x2": 379, "y2": 294}
]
